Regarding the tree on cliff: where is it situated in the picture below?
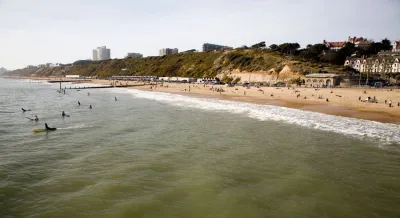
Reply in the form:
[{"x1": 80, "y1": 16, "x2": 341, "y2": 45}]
[
  {"x1": 251, "y1": 41, "x2": 266, "y2": 49},
  {"x1": 381, "y1": 38, "x2": 392, "y2": 51},
  {"x1": 277, "y1": 43, "x2": 300, "y2": 55},
  {"x1": 269, "y1": 44, "x2": 278, "y2": 51},
  {"x1": 299, "y1": 43, "x2": 328, "y2": 62}
]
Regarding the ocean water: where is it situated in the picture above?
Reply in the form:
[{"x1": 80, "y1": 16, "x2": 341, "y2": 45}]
[{"x1": 1, "y1": 78, "x2": 400, "y2": 218}]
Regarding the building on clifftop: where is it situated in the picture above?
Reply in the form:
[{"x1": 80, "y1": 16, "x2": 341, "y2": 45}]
[
  {"x1": 202, "y1": 43, "x2": 233, "y2": 52},
  {"x1": 392, "y1": 41, "x2": 400, "y2": 52},
  {"x1": 323, "y1": 40, "x2": 346, "y2": 51}
]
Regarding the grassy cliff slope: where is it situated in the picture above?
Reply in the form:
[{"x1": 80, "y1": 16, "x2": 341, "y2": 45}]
[{"x1": 4, "y1": 50, "x2": 352, "y2": 82}]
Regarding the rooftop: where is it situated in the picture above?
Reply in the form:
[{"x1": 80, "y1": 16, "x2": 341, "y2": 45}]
[{"x1": 306, "y1": 74, "x2": 338, "y2": 78}]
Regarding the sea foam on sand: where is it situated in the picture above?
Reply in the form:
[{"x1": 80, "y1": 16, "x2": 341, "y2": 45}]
[{"x1": 111, "y1": 88, "x2": 400, "y2": 145}]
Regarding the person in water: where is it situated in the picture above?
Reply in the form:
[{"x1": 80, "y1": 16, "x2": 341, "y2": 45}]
[
  {"x1": 45, "y1": 123, "x2": 57, "y2": 131},
  {"x1": 21, "y1": 108, "x2": 31, "y2": 112},
  {"x1": 78, "y1": 101, "x2": 81, "y2": 106},
  {"x1": 89, "y1": 105, "x2": 92, "y2": 109},
  {"x1": 62, "y1": 111, "x2": 66, "y2": 116},
  {"x1": 26, "y1": 115, "x2": 39, "y2": 121},
  {"x1": 115, "y1": 97, "x2": 117, "y2": 101}
]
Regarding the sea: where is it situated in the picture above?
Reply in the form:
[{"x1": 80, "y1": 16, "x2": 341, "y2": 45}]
[{"x1": 1, "y1": 78, "x2": 400, "y2": 218}]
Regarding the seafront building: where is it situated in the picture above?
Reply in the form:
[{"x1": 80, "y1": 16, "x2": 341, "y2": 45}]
[
  {"x1": 126, "y1": 53, "x2": 143, "y2": 58},
  {"x1": 202, "y1": 43, "x2": 233, "y2": 52},
  {"x1": 305, "y1": 74, "x2": 339, "y2": 88},
  {"x1": 93, "y1": 46, "x2": 111, "y2": 61},
  {"x1": 344, "y1": 56, "x2": 400, "y2": 75},
  {"x1": 159, "y1": 48, "x2": 178, "y2": 56}
]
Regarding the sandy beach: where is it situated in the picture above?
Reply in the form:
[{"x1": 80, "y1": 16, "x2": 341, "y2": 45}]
[{"x1": 84, "y1": 79, "x2": 400, "y2": 124}]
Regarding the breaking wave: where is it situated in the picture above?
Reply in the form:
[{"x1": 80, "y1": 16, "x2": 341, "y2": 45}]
[{"x1": 111, "y1": 88, "x2": 400, "y2": 145}]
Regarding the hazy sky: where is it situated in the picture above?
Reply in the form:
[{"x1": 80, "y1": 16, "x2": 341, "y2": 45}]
[{"x1": 1, "y1": 0, "x2": 399, "y2": 69}]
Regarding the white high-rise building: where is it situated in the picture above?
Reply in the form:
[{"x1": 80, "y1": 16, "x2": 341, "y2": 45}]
[
  {"x1": 0, "y1": 67, "x2": 7, "y2": 74},
  {"x1": 92, "y1": 46, "x2": 111, "y2": 60}
]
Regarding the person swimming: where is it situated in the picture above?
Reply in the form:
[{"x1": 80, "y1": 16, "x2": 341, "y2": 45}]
[
  {"x1": 115, "y1": 97, "x2": 117, "y2": 101},
  {"x1": 21, "y1": 108, "x2": 31, "y2": 112},
  {"x1": 89, "y1": 105, "x2": 92, "y2": 109},
  {"x1": 62, "y1": 111, "x2": 66, "y2": 116},
  {"x1": 26, "y1": 115, "x2": 39, "y2": 121},
  {"x1": 78, "y1": 101, "x2": 81, "y2": 106},
  {"x1": 45, "y1": 123, "x2": 57, "y2": 131}
]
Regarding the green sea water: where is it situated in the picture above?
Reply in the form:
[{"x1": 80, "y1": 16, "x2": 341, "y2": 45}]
[{"x1": 1, "y1": 78, "x2": 400, "y2": 218}]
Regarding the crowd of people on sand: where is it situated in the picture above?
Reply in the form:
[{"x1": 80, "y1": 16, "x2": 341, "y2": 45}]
[
  {"x1": 144, "y1": 82, "x2": 400, "y2": 110},
  {"x1": 357, "y1": 90, "x2": 399, "y2": 107},
  {"x1": 23, "y1": 88, "x2": 119, "y2": 132}
]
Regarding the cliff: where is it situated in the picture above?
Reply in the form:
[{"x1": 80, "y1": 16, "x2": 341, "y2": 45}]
[{"x1": 3, "y1": 50, "x2": 351, "y2": 83}]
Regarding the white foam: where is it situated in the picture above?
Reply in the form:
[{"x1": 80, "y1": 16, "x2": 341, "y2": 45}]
[
  {"x1": 60, "y1": 83, "x2": 109, "y2": 88},
  {"x1": 58, "y1": 124, "x2": 92, "y2": 130},
  {"x1": 111, "y1": 89, "x2": 400, "y2": 145}
]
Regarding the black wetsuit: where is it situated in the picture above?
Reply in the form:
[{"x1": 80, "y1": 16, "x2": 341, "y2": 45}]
[{"x1": 45, "y1": 123, "x2": 57, "y2": 131}]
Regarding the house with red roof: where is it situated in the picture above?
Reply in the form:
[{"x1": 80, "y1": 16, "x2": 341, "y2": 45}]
[{"x1": 323, "y1": 40, "x2": 346, "y2": 51}]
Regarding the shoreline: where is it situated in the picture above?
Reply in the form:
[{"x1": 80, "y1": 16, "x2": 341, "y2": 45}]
[
  {"x1": 4, "y1": 76, "x2": 400, "y2": 124},
  {"x1": 131, "y1": 85, "x2": 400, "y2": 125}
]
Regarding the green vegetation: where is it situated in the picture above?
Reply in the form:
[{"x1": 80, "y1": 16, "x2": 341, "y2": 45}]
[{"x1": 7, "y1": 41, "x2": 383, "y2": 79}]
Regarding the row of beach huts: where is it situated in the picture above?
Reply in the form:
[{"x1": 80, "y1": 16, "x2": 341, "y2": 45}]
[
  {"x1": 65, "y1": 75, "x2": 219, "y2": 83},
  {"x1": 109, "y1": 76, "x2": 218, "y2": 83}
]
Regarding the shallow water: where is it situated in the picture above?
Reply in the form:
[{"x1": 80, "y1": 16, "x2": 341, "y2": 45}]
[{"x1": 1, "y1": 78, "x2": 400, "y2": 218}]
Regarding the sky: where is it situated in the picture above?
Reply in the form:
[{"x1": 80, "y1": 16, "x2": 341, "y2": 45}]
[{"x1": 0, "y1": 0, "x2": 399, "y2": 70}]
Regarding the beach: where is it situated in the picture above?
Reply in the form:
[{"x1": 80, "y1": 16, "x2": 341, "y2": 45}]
[{"x1": 86, "y1": 79, "x2": 400, "y2": 124}]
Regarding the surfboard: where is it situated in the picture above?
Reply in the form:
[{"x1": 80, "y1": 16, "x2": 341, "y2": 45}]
[{"x1": 32, "y1": 129, "x2": 47, "y2": 133}]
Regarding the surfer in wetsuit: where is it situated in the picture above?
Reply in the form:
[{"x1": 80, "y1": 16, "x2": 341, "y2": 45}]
[
  {"x1": 45, "y1": 123, "x2": 57, "y2": 131},
  {"x1": 34, "y1": 115, "x2": 39, "y2": 121},
  {"x1": 89, "y1": 105, "x2": 92, "y2": 109},
  {"x1": 115, "y1": 97, "x2": 117, "y2": 101},
  {"x1": 78, "y1": 101, "x2": 81, "y2": 106},
  {"x1": 21, "y1": 108, "x2": 31, "y2": 112},
  {"x1": 62, "y1": 111, "x2": 66, "y2": 117}
]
